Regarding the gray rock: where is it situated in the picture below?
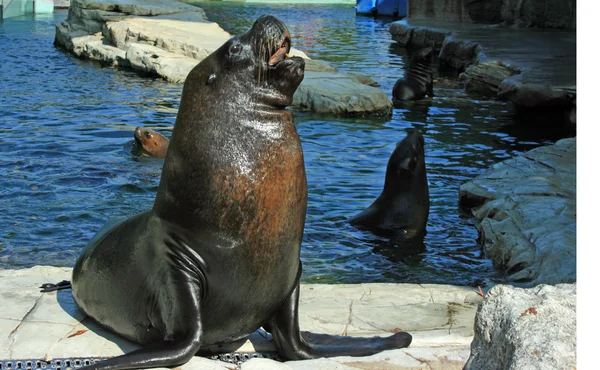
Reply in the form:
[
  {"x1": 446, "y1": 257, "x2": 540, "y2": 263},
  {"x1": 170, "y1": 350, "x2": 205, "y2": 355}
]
[
  {"x1": 459, "y1": 138, "x2": 576, "y2": 286},
  {"x1": 389, "y1": 22, "x2": 450, "y2": 50},
  {"x1": 501, "y1": 0, "x2": 576, "y2": 29},
  {"x1": 465, "y1": 0, "x2": 503, "y2": 24},
  {"x1": 294, "y1": 72, "x2": 392, "y2": 116},
  {"x1": 464, "y1": 284, "x2": 576, "y2": 370},
  {"x1": 439, "y1": 36, "x2": 486, "y2": 72},
  {"x1": 459, "y1": 60, "x2": 520, "y2": 97},
  {"x1": 498, "y1": 78, "x2": 575, "y2": 110}
]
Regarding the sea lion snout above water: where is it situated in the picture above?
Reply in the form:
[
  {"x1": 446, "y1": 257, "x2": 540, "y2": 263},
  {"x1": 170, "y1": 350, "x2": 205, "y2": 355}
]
[
  {"x1": 70, "y1": 15, "x2": 410, "y2": 370},
  {"x1": 392, "y1": 47, "x2": 434, "y2": 101},
  {"x1": 350, "y1": 128, "x2": 430, "y2": 239},
  {"x1": 133, "y1": 126, "x2": 170, "y2": 158}
]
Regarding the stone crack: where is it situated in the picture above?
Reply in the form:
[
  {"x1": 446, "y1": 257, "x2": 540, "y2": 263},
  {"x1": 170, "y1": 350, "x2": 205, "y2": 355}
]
[{"x1": 7, "y1": 294, "x2": 43, "y2": 357}]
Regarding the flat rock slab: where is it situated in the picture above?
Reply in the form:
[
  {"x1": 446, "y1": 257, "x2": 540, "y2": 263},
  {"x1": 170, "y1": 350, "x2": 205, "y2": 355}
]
[
  {"x1": 459, "y1": 138, "x2": 576, "y2": 286},
  {"x1": 0, "y1": 266, "x2": 482, "y2": 369},
  {"x1": 55, "y1": 0, "x2": 391, "y2": 116},
  {"x1": 464, "y1": 284, "x2": 576, "y2": 370}
]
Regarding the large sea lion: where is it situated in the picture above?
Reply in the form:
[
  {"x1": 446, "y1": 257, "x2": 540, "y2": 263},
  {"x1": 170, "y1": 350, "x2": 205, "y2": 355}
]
[
  {"x1": 350, "y1": 129, "x2": 429, "y2": 239},
  {"x1": 70, "y1": 15, "x2": 411, "y2": 370},
  {"x1": 133, "y1": 126, "x2": 170, "y2": 158},
  {"x1": 392, "y1": 47, "x2": 434, "y2": 101}
]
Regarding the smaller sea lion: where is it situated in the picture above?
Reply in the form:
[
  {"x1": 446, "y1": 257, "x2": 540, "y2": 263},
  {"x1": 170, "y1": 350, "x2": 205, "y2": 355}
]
[
  {"x1": 392, "y1": 47, "x2": 434, "y2": 101},
  {"x1": 133, "y1": 126, "x2": 170, "y2": 158},
  {"x1": 350, "y1": 128, "x2": 429, "y2": 239}
]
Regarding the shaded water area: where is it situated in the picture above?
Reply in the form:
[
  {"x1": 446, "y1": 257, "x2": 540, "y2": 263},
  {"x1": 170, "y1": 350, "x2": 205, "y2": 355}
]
[{"x1": 0, "y1": 7, "x2": 559, "y2": 285}]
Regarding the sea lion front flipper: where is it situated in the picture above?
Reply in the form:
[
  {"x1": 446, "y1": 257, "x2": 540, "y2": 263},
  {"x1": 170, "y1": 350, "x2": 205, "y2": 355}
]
[
  {"x1": 82, "y1": 279, "x2": 203, "y2": 370},
  {"x1": 267, "y1": 283, "x2": 412, "y2": 360}
]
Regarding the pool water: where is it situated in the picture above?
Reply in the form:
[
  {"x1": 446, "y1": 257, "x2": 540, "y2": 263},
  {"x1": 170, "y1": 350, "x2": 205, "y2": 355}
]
[{"x1": 0, "y1": 7, "x2": 555, "y2": 286}]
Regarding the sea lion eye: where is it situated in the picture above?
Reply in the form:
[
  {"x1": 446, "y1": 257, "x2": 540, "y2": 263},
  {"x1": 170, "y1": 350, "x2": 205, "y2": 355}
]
[
  {"x1": 145, "y1": 132, "x2": 152, "y2": 139},
  {"x1": 207, "y1": 74, "x2": 217, "y2": 84},
  {"x1": 229, "y1": 43, "x2": 241, "y2": 54}
]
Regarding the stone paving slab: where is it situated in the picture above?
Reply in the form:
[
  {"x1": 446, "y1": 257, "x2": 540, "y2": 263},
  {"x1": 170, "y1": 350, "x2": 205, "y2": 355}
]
[{"x1": 0, "y1": 266, "x2": 481, "y2": 369}]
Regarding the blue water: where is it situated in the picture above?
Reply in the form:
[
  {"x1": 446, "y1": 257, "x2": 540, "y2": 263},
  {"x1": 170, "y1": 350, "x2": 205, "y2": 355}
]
[{"x1": 0, "y1": 8, "x2": 553, "y2": 286}]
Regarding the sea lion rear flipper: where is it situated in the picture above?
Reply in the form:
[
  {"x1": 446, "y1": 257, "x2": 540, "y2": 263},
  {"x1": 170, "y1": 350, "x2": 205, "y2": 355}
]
[
  {"x1": 81, "y1": 280, "x2": 203, "y2": 370},
  {"x1": 40, "y1": 280, "x2": 72, "y2": 293},
  {"x1": 267, "y1": 283, "x2": 412, "y2": 360}
]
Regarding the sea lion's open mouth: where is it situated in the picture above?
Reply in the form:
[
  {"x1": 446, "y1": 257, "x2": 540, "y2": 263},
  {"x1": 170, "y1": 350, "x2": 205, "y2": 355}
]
[{"x1": 268, "y1": 36, "x2": 291, "y2": 66}]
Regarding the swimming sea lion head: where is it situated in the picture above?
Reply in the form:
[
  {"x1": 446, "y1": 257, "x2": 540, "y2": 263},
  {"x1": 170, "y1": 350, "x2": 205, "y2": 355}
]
[
  {"x1": 133, "y1": 126, "x2": 169, "y2": 158},
  {"x1": 384, "y1": 128, "x2": 427, "y2": 192}
]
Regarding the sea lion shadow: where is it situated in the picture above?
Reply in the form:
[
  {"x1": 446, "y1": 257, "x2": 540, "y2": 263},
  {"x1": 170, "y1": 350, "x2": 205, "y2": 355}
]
[
  {"x1": 55, "y1": 289, "x2": 276, "y2": 356},
  {"x1": 55, "y1": 290, "x2": 142, "y2": 354}
]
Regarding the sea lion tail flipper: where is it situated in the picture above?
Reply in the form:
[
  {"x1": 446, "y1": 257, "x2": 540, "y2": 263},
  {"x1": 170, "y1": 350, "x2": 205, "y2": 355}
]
[
  {"x1": 79, "y1": 282, "x2": 203, "y2": 370},
  {"x1": 267, "y1": 283, "x2": 411, "y2": 360},
  {"x1": 40, "y1": 280, "x2": 72, "y2": 293}
]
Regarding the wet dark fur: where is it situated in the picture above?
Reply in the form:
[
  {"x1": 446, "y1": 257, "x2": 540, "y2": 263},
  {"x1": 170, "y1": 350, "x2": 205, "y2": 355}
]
[
  {"x1": 392, "y1": 47, "x2": 434, "y2": 101},
  {"x1": 350, "y1": 129, "x2": 430, "y2": 239}
]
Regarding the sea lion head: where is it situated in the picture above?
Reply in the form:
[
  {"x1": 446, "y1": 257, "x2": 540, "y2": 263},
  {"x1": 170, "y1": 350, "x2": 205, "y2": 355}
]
[
  {"x1": 133, "y1": 127, "x2": 169, "y2": 158},
  {"x1": 384, "y1": 128, "x2": 427, "y2": 193},
  {"x1": 181, "y1": 15, "x2": 305, "y2": 111}
]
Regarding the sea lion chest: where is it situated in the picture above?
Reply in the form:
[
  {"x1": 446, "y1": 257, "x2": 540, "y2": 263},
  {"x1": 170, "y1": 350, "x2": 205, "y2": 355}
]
[{"x1": 154, "y1": 110, "x2": 307, "y2": 344}]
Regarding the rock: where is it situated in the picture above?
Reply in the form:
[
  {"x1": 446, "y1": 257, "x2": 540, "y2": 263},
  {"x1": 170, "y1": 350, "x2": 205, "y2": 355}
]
[
  {"x1": 498, "y1": 78, "x2": 576, "y2": 129},
  {"x1": 439, "y1": 36, "x2": 486, "y2": 72},
  {"x1": 459, "y1": 138, "x2": 576, "y2": 286},
  {"x1": 464, "y1": 284, "x2": 576, "y2": 370},
  {"x1": 501, "y1": 0, "x2": 576, "y2": 29},
  {"x1": 294, "y1": 72, "x2": 392, "y2": 116},
  {"x1": 498, "y1": 78, "x2": 575, "y2": 110},
  {"x1": 389, "y1": 21, "x2": 450, "y2": 50},
  {"x1": 459, "y1": 60, "x2": 520, "y2": 97},
  {"x1": 465, "y1": 0, "x2": 503, "y2": 24},
  {"x1": 0, "y1": 266, "x2": 482, "y2": 369}
]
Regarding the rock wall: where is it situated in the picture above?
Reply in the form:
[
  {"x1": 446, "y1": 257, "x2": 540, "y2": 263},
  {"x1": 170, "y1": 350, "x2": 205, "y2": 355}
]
[
  {"x1": 459, "y1": 138, "x2": 576, "y2": 287},
  {"x1": 407, "y1": 0, "x2": 576, "y2": 29}
]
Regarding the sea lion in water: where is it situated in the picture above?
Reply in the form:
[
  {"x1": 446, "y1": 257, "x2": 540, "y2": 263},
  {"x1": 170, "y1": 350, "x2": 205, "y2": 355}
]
[
  {"x1": 70, "y1": 15, "x2": 411, "y2": 370},
  {"x1": 350, "y1": 128, "x2": 429, "y2": 239},
  {"x1": 133, "y1": 126, "x2": 170, "y2": 158},
  {"x1": 392, "y1": 47, "x2": 434, "y2": 101}
]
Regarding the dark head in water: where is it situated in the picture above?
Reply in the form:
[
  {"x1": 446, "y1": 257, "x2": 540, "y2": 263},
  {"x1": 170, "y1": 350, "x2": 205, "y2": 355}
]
[
  {"x1": 392, "y1": 47, "x2": 434, "y2": 101},
  {"x1": 350, "y1": 128, "x2": 430, "y2": 240}
]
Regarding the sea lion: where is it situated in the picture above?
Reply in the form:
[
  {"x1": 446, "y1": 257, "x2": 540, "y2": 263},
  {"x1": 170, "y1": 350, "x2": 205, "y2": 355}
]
[
  {"x1": 70, "y1": 15, "x2": 411, "y2": 370},
  {"x1": 133, "y1": 126, "x2": 170, "y2": 158},
  {"x1": 350, "y1": 128, "x2": 429, "y2": 239},
  {"x1": 392, "y1": 47, "x2": 434, "y2": 101}
]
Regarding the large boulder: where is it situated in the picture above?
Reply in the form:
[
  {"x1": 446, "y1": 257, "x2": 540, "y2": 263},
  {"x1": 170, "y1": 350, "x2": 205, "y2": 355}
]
[
  {"x1": 464, "y1": 284, "x2": 576, "y2": 370},
  {"x1": 459, "y1": 138, "x2": 576, "y2": 286},
  {"x1": 294, "y1": 72, "x2": 392, "y2": 116},
  {"x1": 459, "y1": 60, "x2": 520, "y2": 97}
]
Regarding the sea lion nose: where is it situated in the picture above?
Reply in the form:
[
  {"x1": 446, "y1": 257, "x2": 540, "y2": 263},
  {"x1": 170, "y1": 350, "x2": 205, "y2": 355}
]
[{"x1": 134, "y1": 126, "x2": 142, "y2": 139}]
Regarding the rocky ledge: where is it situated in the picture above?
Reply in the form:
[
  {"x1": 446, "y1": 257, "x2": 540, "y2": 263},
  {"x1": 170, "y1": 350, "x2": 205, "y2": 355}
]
[
  {"x1": 389, "y1": 21, "x2": 576, "y2": 129},
  {"x1": 459, "y1": 138, "x2": 576, "y2": 287},
  {"x1": 55, "y1": 0, "x2": 391, "y2": 116},
  {"x1": 0, "y1": 266, "x2": 482, "y2": 369}
]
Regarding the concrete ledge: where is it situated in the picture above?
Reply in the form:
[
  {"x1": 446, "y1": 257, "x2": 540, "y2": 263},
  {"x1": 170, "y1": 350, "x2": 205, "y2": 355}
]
[{"x1": 0, "y1": 266, "x2": 481, "y2": 369}]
